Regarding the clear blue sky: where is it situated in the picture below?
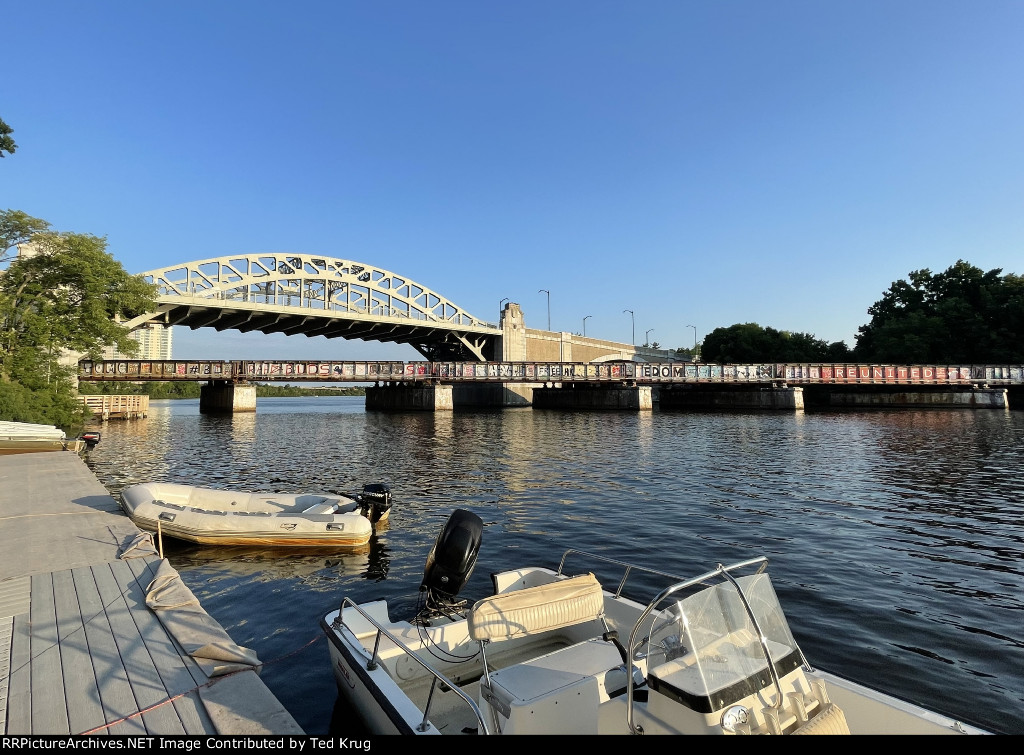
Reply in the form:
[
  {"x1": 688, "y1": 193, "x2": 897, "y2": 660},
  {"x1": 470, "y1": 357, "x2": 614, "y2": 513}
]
[{"x1": 4, "y1": 1, "x2": 1023, "y2": 360}]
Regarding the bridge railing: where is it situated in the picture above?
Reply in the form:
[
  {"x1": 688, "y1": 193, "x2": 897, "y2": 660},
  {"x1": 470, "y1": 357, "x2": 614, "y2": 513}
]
[{"x1": 78, "y1": 360, "x2": 1024, "y2": 385}]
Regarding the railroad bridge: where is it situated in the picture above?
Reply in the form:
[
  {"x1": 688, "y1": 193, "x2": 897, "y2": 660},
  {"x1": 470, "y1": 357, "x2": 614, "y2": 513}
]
[{"x1": 79, "y1": 359, "x2": 1023, "y2": 413}]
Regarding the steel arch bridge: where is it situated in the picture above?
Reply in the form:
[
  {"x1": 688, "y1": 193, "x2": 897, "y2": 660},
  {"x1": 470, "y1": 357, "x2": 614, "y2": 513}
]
[{"x1": 124, "y1": 254, "x2": 501, "y2": 360}]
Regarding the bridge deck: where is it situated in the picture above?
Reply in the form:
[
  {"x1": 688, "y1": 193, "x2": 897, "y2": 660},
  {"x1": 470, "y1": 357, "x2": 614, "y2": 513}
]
[{"x1": 79, "y1": 359, "x2": 1024, "y2": 386}]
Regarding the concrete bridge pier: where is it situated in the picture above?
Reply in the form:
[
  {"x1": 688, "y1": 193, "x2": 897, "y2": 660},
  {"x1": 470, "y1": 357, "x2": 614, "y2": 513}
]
[
  {"x1": 533, "y1": 384, "x2": 653, "y2": 411},
  {"x1": 199, "y1": 381, "x2": 257, "y2": 414},
  {"x1": 452, "y1": 383, "x2": 533, "y2": 408},
  {"x1": 802, "y1": 385, "x2": 1008, "y2": 409},
  {"x1": 365, "y1": 383, "x2": 454, "y2": 411},
  {"x1": 659, "y1": 384, "x2": 805, "y2": 411}
]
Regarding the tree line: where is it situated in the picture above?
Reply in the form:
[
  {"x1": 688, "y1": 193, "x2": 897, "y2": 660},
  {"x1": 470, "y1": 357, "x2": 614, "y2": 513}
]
[{"x1": 695, "y1": 260, "x2": 1023, "y2": 364}]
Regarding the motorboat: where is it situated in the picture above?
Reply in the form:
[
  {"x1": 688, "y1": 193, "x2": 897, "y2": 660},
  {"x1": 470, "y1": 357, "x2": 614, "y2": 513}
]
[
  {"x1": 0, "y1": 421, "x2": 100, "y2": 456},
  {"x1": 120, "y1": 481, "x2": 392, "y2": 548},
  {"x1": 321, "y1": 509, "x2": 991, "y2": 735}
]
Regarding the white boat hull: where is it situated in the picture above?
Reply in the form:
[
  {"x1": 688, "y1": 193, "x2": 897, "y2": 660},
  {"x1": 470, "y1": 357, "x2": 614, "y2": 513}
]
[{"x1": 322, "y1": 557, "x2": 992, "y2": 736}]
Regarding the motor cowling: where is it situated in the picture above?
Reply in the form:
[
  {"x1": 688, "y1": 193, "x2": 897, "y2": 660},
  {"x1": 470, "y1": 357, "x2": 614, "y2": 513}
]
[
  {"x1": 421, "y1": 509, "x2": 483, "y2": 602},
  {"x1": 358, "y1": 483, "x2": 392, "y2": 523}
]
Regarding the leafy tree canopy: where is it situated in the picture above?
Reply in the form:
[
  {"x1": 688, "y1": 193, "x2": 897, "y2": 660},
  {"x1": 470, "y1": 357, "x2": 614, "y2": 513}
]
[
  {"x1": 0, "y1": 212, "x2": 158, "y2": 428},
  {"x1": 1, "y1": 209, "x2": 50, "y2": 266},
  {"x1": 701, "y1": 323, "x2": 852, "y2": 363},
  {"x1": 854, "y1": 260, "x2": 1024, "y2": 363},
  {"x1": 0, "y1": 117, "x2": 15, "y2": 158}
]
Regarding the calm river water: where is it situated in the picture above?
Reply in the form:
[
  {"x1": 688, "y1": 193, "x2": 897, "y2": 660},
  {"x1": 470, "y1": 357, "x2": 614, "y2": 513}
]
[{"x1": 84, "y1": 397, "x2": 1024, "y2": 735}]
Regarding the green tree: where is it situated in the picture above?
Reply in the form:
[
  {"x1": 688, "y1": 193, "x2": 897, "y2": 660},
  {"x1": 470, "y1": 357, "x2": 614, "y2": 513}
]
[
  {"x1": 702, "y1": 323, "x2": 852, "y2": 363},
  {"x1": 0, "y1": 220, "x2": 158, "y2": 427},
  {"x1": 1, "y1": 209, "x2": 50, "y2": 266},
  {"x1": 855, "y1": 261, "x2": 1024, "y2": 363},
  {"x1": 0, "y1": 117, "x2": 15, "y2": 158}
]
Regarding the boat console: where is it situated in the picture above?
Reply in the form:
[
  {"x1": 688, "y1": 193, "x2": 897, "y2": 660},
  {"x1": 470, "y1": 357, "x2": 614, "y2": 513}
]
[{"x1": 633, "y1": 567, "x2": 849, "y2": 735}]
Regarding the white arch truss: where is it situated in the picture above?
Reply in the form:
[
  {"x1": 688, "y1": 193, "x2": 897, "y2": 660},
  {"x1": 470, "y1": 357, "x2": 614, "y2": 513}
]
[
  {"x1": 142, "y1": 254, "x2": 490, "y2": 327},
  {"x1": 128, "y1": 254, "x2": 500, "y2": 360}
]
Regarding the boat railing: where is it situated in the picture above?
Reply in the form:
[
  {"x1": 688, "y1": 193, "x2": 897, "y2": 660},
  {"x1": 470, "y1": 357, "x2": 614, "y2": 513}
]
[
  {"x1": 557, "y1": 549, "x2": 692, "y2": 600},
  {"x1": 624, "y1": 556, "x2": 771, "y2": 735},
  {"x1": 335, "y1": 598, "x2": 491, "y2": 735}
]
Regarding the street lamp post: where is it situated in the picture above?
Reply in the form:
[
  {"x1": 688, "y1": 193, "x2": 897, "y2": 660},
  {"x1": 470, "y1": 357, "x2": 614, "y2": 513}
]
[
  {"x1": 645, "y1": 328, "x2": 655, "y2": 346},
  {"x1": 623, "y1": 309, "x2": 635, "y2": 345},
  {"x1": 539, "y1": 289, "x2": 551, "y2": 330},
  {"x1": 687, "y1": 324, "x2": 697, "y2": 358},
  {"x1": 583, "y1": 315, "x2": 592, "y2": 336},
  {"x1": 499, "y1": 297, "x2": 509, "y2": 311}
]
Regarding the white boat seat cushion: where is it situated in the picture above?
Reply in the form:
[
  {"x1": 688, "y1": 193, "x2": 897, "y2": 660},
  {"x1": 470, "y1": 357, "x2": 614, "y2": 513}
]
[
  {"x1": 302, "y1": 500, "x2": 338, "y2": 514},
  {"x1": 468, "y1": 573, "x2": 604, "y2": 642}
]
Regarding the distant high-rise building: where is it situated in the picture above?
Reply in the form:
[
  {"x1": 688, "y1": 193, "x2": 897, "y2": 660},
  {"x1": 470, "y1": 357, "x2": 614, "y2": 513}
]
[{"x1": 102, "y1": 323, "x2": 173, "y2": 360}]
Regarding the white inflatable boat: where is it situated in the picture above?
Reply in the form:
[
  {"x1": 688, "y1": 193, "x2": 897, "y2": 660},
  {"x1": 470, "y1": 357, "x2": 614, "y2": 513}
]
[{"x1": 120, "y1": 481, "x2": 392, "y2": 548}]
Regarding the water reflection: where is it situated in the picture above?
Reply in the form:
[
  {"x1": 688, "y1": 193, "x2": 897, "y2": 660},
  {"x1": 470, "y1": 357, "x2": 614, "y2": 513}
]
[{"x1": 83, "y1": 398, "x2": 1024, "y2": 735}]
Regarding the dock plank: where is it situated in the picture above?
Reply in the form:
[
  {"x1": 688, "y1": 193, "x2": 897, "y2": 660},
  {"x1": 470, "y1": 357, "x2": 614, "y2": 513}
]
[
  {"x1": 0, "y1": 616, "x2": 12, "y2": 734},
  {"x1": 30, "y1": 574, "x2": 69, "y2": 734},
  {"x1": 6, "y1": 612, "x2": 32, "y2": 734},
  {"x1": 94, "y1": 563, "x2": 184, "y2": 735},
  {"x1": 120, "y1": 557, "x2": 215, "y2": 734},
  {"x1": 72, "y1": 566, "x2": 145, "y2": 735},
  {"x1": 51, "y1": 569, "x2": 106, "y2": 735}
]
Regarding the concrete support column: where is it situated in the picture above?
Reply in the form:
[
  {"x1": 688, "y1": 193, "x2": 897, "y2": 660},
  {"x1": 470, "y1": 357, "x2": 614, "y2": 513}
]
[
  {"x1": 452, "y1": 383, "x2": 533, "y2": 408},
  {"x1": 659, "y1": 385, "x2": 804, "y2": 411},
  {"x1": 804, "y1": 386, "x2": 1008, "y2": 409},
  {"x1": 199, "y1": 381, "x2": 257, "y2": 414},
  {"x1": 365, "y1": 383, "x2": 454, "y2": 411},
  {"x1": 533, "y1": 385, "x2": 653, "y2": 411}
]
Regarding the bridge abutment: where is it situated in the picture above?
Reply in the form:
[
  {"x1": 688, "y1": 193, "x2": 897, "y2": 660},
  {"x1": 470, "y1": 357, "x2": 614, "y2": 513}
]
[{"x1": 199, "y1": 381, "x2": 257, "y2": 413}]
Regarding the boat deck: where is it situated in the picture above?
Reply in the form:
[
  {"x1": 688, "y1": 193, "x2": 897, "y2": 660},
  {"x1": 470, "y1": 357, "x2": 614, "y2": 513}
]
[{"x1": 0, "y1": 452, "x2": 303, "y2": 736}]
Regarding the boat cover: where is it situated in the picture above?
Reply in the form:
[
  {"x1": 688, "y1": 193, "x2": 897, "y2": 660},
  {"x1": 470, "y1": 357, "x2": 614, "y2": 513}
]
[{"x1": 145, "y1": 558, "x2": 261, "y2": 677}]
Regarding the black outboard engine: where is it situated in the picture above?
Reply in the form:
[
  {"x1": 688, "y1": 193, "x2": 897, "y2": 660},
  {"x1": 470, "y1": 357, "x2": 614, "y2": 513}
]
[
  {"x1": 357, "y1": 483, "x2": 393, "y2": 523},
  {"x1": 79, "y1": 431, "x2": 101, "y2": 451},
  {"x1": 419, "y1": 509, "x2": 483, "y2": 614}
]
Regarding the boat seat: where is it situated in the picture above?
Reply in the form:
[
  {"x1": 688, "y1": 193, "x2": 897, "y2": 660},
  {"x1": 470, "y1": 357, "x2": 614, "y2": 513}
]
[
  {"x1": 468, "y1": 573, "x2": 621, "y2": 734},
  {"x1": 468, "y1": 573, "x2": 605, "y2": 642},
  {"x1": 302, "y1": 499, "x2": 338, "y2": 515}
]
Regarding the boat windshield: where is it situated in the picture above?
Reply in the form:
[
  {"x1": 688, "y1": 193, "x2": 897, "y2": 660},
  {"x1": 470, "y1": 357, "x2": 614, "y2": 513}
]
[{"x1": 644, "y1": 573, "x2": 802, "y2": 711}]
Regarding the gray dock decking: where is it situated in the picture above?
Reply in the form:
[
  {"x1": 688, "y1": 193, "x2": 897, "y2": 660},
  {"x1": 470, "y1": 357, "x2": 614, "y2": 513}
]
[{"x1": 0, "y1": 452, "x2": 303, "y2": 736}]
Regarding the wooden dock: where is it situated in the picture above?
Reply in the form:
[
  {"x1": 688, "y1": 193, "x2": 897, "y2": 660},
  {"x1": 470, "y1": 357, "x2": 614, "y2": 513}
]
[
  {"x1": 77, "y1": 395, "x2": 149, "y2": 420},
  {"x1": 0, "y1": 452, "x2": 303, "y2": 736}
]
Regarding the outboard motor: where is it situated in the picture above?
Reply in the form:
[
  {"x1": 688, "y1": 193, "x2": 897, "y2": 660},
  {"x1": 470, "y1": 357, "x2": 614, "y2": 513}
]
[
  {"x1": 358, "y1": 483, "x2": 393, "y2": 523},
  {"x1": 79, "y1": 431, "x2": 101, "y2": 451},
  {"x1": 420, "y1": 509, "x2": 483, "y2": 612}
]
